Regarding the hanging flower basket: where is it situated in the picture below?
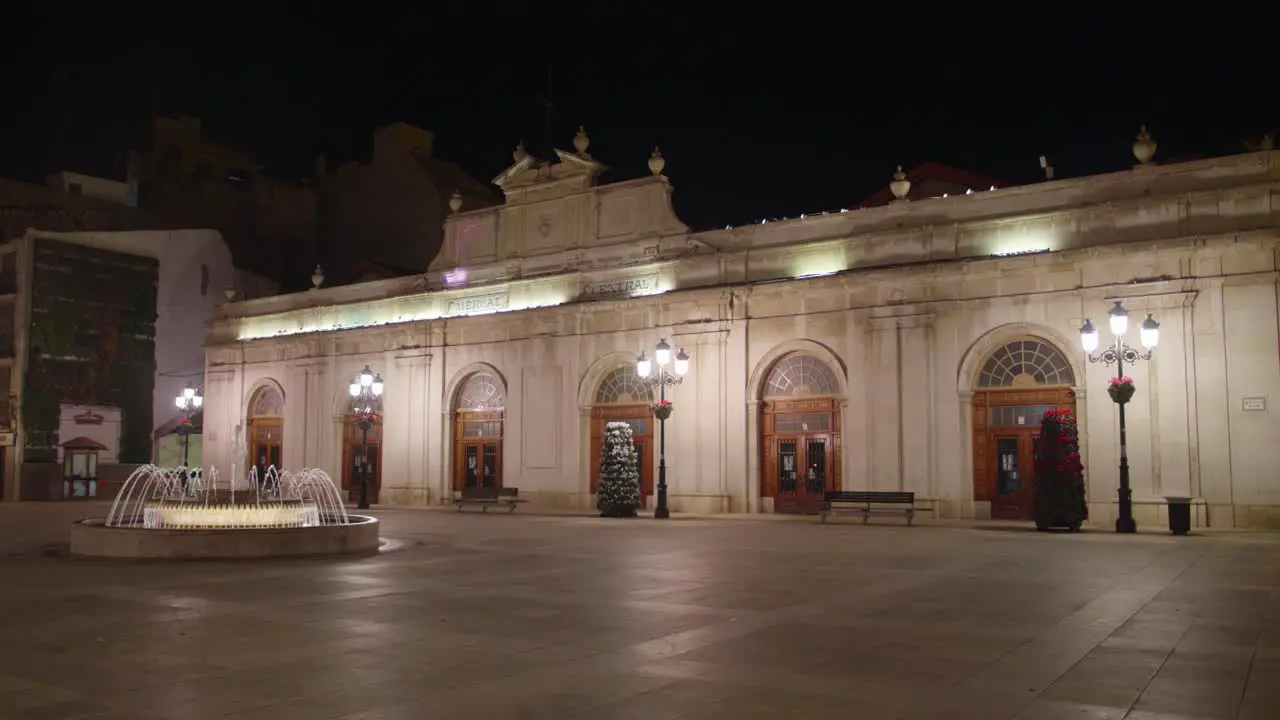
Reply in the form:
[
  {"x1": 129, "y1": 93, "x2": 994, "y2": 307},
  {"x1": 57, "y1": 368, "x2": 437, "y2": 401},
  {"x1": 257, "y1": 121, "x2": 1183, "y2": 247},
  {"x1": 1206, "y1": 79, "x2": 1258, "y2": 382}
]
[
  {"x1": 355, "y1": 412, "x2": 381, "y2": 425},
  {"x1": 1107, "y1": 377, "x2": 1135, "y2": 405},
  {"x1": 649, "y1": 401, "x2": 673, "y2": 420}
]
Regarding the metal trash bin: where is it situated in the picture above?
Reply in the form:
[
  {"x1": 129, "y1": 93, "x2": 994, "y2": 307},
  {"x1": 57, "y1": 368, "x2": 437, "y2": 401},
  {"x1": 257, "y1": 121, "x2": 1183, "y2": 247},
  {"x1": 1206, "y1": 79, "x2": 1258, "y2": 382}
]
[{"x1": 1165, "y1": 496, "x2": 1192, "y2": 536}]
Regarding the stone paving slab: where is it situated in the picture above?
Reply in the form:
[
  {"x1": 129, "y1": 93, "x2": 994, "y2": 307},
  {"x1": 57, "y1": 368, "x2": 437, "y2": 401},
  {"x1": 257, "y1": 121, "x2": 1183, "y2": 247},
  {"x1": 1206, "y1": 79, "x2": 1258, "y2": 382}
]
[{"x1": 0, "y1": 502, "x2": 1276, "y2": 718}]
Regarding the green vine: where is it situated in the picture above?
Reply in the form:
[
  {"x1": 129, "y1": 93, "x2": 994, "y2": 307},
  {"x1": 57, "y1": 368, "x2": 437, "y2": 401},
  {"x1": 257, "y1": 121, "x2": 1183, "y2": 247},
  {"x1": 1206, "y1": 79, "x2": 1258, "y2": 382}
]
[
  {"x1": 22, "y1": 240, "x2": 159, "y2": 462},
  {"x1": 31, "y1": 302, "x2": 80, "y2": 357},
  {"x1": 21, "y1": 375, "x2": 59, "y2": 450}
]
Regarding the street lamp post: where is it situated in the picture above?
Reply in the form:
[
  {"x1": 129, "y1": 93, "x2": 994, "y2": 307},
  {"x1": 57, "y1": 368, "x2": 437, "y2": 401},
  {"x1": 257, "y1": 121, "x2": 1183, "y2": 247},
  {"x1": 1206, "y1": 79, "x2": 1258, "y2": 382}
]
[
  {"x1": 174, "y1": 383, "x2": 203, "y2": 491},
  {"x1": 348, "y1": 365, "x2": 385, "y2": 511},
  {"x1": 1080, "y1": 300, "x2": 1159, "y2": 534},
  {"x1": 637, "y1": 338, "x2": 690, "y2": 520}
]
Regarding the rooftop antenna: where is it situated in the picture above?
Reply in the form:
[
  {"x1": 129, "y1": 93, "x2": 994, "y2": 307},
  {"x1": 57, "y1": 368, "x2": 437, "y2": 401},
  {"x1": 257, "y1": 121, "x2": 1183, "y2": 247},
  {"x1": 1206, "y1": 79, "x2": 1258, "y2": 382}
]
[{"x1": 1039, "y1": 154, "x2": 1055, "y2": 181}]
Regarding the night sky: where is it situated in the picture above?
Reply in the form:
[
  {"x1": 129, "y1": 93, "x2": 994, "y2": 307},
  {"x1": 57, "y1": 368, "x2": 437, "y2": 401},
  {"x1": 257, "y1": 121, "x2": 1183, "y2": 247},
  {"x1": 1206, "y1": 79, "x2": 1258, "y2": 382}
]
[{"x1": 2, "y1": 5, "x2": 1273, "y2": 230}]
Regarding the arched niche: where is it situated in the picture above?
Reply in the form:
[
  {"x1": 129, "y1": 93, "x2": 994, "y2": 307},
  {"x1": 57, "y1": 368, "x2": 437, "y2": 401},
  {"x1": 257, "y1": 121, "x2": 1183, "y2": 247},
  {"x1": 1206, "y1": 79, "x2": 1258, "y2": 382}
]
[
  {"x1": 753, "y1": 345, "x2": 846, "y2": 514},
  {"x1": 447, "y1": 364, "x2": 507, "y2": 492},
  {"x1": 960, "y1": 326, "x2": 1081, "y2": 521}
]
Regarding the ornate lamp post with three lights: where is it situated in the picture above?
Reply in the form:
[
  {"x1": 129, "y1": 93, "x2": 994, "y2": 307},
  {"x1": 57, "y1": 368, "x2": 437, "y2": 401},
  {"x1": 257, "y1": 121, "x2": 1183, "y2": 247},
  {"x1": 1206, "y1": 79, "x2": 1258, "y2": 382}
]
[
  {"x1": 174, "y1": 383, "x2": 203, "y2": 471},
  {"x1": 1080, "y1": 300, "x2": 1159, "y2": 534},
  {"x1": 348, "y1": 365, "x2": 384, "y2": 510},
  {"x1": 637, "y1": 338, "x2": 690, "y2": 519}
]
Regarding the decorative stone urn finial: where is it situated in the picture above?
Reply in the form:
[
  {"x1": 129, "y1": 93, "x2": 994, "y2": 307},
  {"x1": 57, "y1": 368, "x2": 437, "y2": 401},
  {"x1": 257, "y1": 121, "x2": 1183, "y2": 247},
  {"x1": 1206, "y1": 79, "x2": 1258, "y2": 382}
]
[
  {"x1": 889, "y1": 165, "x2": 911, "y2": 201},
  {"x1": 448, "y1": 190, "x2": 463, "y2": 213},
  {"x1": 648, "y1": 146, "x2": 665, "y2": 176},
  {"x1": 1133, "y1": 125, "x2": 1157, "y2": 165},
  {"x1": 513, "y1": 141, "x2": 528, "y2": 163},
  {"x1": 573, "y1": 126, "x2": 590, "y2": 155},
  {"x1": 311, "y1": 264, "x2": 324, "y2": 290}
]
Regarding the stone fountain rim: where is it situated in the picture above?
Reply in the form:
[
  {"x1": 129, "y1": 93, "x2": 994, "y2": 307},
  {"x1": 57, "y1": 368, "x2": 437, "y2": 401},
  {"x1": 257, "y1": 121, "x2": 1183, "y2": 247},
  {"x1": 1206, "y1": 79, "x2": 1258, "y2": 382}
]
[
  {"x1": 69, "y1": 515, "x2": 381, "y2": 560},
  {"x1": 82, "y1": 514, "x2": 379, "y2": 532}
]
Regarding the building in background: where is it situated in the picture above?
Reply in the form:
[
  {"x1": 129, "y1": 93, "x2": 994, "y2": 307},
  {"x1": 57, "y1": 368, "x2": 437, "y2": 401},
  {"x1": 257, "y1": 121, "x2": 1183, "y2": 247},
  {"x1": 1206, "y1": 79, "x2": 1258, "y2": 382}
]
[
  {"x1": 45, "y1": 171, "x2": 136, "y2": 206},
  {"x1": 128, "y1": 116, "x2": 318, "y2": 292},
  {"x1": 315, "y1": 122, "x2": 499, "y2": 285},
  {"x1": 0, "y1": 174, "x2": 160, "y2": 241},
  {"x1": 854, "y1": 162, "x2": 1009, "y2": 208},
  {"x1": 0, "y1": 228, "x2": 256, "y2": 501},
  {"x1": 204, "y1": 130, "x2": 1280, "y2": 529}
]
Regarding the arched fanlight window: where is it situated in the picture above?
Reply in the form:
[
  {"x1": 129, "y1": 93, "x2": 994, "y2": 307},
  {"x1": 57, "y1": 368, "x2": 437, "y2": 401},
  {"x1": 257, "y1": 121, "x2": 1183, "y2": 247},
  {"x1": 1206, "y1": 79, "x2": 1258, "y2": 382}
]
[
  {"x1": 457, "y1": 372, "x2": 506, "y2": 410},
  {"x1": 763, "y1": 354, "x2": 841, "y2": 398},
  {"x1": 977, "y1": 339, "x2": 1075, "y2": 388}
]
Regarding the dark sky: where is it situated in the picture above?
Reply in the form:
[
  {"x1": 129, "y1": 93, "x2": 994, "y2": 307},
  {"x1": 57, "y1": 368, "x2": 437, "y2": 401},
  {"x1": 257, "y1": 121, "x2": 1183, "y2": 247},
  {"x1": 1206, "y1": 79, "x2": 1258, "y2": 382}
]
[{"x1": 2, "y1": 5, "x2": 1274, "y2": 230}]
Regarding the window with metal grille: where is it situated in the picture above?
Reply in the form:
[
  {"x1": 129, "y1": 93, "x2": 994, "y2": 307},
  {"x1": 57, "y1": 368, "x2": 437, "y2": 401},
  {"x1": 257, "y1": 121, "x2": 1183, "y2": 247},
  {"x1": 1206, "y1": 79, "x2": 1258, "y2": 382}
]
[
  {"x1": 457, "y1": 372, "x2": 505, "y2": 410},
  {"x1": 594, "y1": 366, "x2": 653, "y2": 404},
  {"x1": 978, "y1": 339, "x2": 1074, "y2": 388},
  {"x1": 764, "y1": 354, "x2": 841, "y2": 397}
]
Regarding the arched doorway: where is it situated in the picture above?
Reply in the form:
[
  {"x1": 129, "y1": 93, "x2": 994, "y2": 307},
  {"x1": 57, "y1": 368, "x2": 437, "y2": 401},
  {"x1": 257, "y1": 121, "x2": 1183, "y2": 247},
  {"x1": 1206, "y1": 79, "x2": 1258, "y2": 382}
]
[
  {"x1": 760, "y1": 354, "x2": 843, "y2": 514},
  {"x1": 971, "y1": 337, "x2": 1077, "y2": 520},
  {"x1": 590, "y1": 366, "x2": 655, "y2": 506},
  {"x1": 342, "y1": 416, "x2": 382, "y2": 504},
  {"x1": 247, "y1": 384, "x2": 284, "y2": 480},
  {"x1": 453, "y1": 370, "x2": 505, "y2": 492}
]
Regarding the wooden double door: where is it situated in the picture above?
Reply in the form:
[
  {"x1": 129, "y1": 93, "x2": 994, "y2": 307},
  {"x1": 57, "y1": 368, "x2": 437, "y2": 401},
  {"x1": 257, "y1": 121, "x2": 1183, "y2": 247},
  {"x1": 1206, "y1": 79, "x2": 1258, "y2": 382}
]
[
  {"x1": 250, "y1": 418, "x2": 282, "y2": 482},
  {"x1": 972, "y1": 388, "x2": 1075, "y2": 520},
  {"x1": 454, "y1": 411, "x2": 503, "y2": 491},
  {"x1": 761, "y1": 398, "x2": 842, "y2": 514},
  {"x1": 590, "y1": 406, "x2": 654, "y2": 506},
  {"x1": 342, "y1": 419, "x2": 382, "y2": 504}
]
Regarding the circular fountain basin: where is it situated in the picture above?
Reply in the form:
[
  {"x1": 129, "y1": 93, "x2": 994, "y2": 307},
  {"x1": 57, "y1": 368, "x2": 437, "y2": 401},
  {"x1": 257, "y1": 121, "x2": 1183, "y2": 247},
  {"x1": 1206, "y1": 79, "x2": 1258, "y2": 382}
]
[
  {"x1": 70, "y1": 515, "x2": 380, "y2": 560},
  {"x1": 143, "y1": 500, "x2": 322, "y2": 529}
]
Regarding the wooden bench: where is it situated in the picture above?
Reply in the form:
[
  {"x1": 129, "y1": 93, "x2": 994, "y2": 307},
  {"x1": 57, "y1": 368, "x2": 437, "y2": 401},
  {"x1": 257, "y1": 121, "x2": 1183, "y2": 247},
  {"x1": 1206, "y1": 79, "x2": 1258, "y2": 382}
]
[
  {"x1": 453, "y1": 487, "x2": 526, "y2": 513},
  {"x1": 820, "y1": 491, "x2": 917, "y2": 525}
]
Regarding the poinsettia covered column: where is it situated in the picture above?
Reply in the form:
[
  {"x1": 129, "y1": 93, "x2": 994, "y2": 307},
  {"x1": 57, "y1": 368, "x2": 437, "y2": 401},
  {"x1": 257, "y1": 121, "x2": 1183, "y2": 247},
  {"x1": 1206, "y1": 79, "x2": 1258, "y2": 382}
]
[{"x1": 1080, "y1": 300, "x2": 1160, "y2": 533}]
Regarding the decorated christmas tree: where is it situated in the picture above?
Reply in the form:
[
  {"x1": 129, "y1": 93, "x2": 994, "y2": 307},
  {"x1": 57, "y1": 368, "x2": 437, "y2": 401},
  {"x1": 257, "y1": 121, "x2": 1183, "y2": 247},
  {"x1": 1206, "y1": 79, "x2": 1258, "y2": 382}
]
[
  {"x1": 598, "y1": 421, "x2": 641, "y2": 517},
  {"x1": 1034, "y1": 409, "x2": 1088, "y2": 531}
]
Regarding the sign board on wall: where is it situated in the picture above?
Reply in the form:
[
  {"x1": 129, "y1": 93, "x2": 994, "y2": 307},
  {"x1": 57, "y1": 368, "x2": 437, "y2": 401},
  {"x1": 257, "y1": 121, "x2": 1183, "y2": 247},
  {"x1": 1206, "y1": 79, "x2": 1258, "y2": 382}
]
[
  {"x1": 447, "y1": 293, "x2": 510, "y2": 316},
  {"x1": 581, "y1": 274, "x2": 660, "y2": 300},
  {"x1": 0, "y1": 432, "x2": 14, "y2": 446},
  {"x1": 1242, "y1": 397, "x2": 1267, "y2": 412}
]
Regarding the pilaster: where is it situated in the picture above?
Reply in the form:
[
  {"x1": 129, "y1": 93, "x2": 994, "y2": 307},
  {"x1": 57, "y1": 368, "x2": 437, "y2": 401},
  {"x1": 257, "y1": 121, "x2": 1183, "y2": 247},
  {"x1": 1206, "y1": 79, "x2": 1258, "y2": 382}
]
[{"x1": 867, "y1": 316, "x2": 902, "y2": 490}]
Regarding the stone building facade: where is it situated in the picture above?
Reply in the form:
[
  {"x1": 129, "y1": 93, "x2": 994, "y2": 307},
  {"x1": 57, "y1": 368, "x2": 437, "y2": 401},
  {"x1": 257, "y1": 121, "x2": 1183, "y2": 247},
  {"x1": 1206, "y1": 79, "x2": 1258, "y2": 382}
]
[{"x1": 203, "y1": 132, "x2": 1280, "y2": 528}]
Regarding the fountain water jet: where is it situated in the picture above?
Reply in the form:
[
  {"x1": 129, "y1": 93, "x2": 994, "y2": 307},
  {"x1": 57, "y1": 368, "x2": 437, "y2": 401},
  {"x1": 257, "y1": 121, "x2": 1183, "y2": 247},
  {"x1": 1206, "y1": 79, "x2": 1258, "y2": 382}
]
[
  {"x1": 73, "y1": 464, "x2": 378, "y2": 560},
  {"x1": 105, "y1": 465, "x2": 351, "y2": 529}
]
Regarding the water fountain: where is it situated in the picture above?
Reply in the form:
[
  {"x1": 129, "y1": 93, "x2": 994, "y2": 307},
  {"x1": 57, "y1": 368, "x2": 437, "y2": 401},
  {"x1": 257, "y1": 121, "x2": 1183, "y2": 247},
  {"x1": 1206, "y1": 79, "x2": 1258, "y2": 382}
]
[{"x1": 70, "y1": 464, "x2": 380, "y2": 560}]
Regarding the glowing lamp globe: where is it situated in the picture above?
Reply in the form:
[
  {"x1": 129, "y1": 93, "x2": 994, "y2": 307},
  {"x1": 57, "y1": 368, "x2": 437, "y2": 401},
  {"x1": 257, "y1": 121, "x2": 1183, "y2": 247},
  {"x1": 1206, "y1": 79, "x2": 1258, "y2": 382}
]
[
  {"x1": 1080, "y1": 319, "x2": 1099, "y2": 354},
  {"x1": 1140, "y1": 313, "x2": 1160, "y2": 349},
  {"x1": 674, "y1": 348, "x2": 690, "y2": 377},
  {"x1": 1108, "y1": 301, "x2": 1129, "y2": 337},
  {"x1": 655, "y1": 338, "x2": 671, "y2": 367}
]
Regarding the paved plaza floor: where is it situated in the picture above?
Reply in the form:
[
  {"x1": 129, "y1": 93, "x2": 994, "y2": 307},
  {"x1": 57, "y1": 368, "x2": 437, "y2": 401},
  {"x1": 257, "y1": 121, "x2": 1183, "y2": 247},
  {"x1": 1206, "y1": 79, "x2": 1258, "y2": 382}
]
[{"x1": 0, "y1": 503, "x2": 1277, "y2": 719}]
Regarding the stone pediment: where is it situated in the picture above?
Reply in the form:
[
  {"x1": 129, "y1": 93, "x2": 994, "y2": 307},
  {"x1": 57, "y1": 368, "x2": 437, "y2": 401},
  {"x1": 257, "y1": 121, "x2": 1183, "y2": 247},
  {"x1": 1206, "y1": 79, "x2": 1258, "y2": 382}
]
[{"x1": 491, "y1": 148, "x2": 608, "y2": 204}]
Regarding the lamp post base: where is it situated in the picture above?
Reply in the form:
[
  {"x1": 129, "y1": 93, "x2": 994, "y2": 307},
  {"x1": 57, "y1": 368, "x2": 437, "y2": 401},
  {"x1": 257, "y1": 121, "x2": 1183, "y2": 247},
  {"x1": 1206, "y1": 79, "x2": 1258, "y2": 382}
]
[
  {"x1": 1115, "y1": 517, "x2": 1137, "y2": 534},
  {"x1": 654, "y1": 506, "x2": 670, "y2": 520},
  {"x1": 357, "y1": 422, "x2": 371, "y2": 510}
]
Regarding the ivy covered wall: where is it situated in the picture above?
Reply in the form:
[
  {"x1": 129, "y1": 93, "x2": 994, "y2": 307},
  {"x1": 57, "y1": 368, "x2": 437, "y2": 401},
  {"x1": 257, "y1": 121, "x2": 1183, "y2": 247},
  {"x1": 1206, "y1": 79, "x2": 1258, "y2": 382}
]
[{"x1": 22, "y1": 239, "x2": 158, "y2": 462}]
